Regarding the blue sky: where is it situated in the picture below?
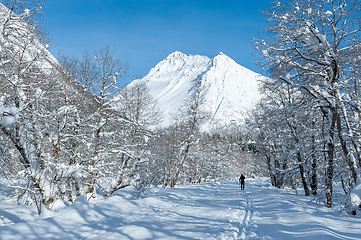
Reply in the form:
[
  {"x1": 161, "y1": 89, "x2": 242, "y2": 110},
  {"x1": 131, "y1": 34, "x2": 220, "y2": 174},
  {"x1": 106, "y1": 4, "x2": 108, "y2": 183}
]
[{"x1": 44, "y1": 0, "x2": 271, "y2": 85}]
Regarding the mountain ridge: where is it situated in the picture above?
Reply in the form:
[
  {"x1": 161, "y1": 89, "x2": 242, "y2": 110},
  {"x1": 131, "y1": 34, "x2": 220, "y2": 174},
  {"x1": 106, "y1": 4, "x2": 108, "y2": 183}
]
[{"x1": 129, "y1": 51, "x2": 263, "y2": 130}]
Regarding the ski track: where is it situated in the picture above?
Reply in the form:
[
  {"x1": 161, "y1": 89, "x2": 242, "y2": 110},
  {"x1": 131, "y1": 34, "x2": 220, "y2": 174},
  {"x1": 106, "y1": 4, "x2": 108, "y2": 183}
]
[
  {"x1": 239, "y1": 190, "x2": 257, "y2": 239},
  {"x1": 218, "y1": 182, "x2": 261, "y2": 240}
]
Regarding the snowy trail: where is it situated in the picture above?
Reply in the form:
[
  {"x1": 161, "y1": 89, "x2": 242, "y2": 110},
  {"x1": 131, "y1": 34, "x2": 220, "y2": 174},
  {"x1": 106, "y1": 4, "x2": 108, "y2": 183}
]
[
  {"x1": 1, "y1": 178, "x2": 361, "y2": 239},
  {"x1": 219, "y1": 185, "x2": 259, "y2": 239},
  {"x1": 238, "y1": 189, "x2": 258, "y2": 239}
]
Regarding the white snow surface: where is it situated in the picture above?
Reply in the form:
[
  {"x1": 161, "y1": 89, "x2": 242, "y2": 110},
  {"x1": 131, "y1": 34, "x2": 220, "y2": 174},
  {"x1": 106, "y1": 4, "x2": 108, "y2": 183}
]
[
  {"x1": 1, "y1": 178, "x2": 361, "y2": 239},
  {"x1": 131, "y1": 51, "x2": 262, "y2": 130}
]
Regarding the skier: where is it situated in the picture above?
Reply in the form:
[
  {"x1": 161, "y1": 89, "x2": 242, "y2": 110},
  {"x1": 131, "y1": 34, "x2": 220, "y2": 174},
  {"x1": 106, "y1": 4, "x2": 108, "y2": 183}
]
[{"x1": 239, "y1": 174, "x2": 245, "y2": 190}]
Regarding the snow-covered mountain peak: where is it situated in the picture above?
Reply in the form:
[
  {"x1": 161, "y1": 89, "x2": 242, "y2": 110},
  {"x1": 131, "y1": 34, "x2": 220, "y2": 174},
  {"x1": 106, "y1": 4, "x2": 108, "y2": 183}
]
[
  {"x1": 211, "y1": 52, "x2": 235, "y2": 68},
  {"x1": 214, "y1": 51, "x2": 232, "y2": 60},
  {"x1": 166, "y1": 51, "x2": 188, "y2": 60},
  {"x1": 130, "y1": 51, "x2": 263, "y2": 130},
  {"x1": 145, "y1": 51, "x2": 210, "y2": 82},
  {"x1": 217, "y1": 51, "x2": 227, "y2": 57},
  {"x1": 211, "y1": 52, "x2": 257, "y2": 75}
]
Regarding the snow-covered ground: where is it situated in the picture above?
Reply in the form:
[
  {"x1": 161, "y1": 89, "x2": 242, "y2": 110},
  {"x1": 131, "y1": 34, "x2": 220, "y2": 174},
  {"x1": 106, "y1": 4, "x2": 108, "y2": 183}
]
[{"x1": 0, "y1": 178, "x2": 360, "y2": 239}]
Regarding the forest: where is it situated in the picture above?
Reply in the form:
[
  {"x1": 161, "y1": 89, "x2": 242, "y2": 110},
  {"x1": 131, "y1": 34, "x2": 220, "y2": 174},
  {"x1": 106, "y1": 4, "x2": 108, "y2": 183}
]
[
  {"x1": 252, "y1": 0, "x2": 361, "y2": 213},
  {"x1": 0, "y1": 0, "x2": 266, "y2": 214},
  {"x1": 1, "y1": 0, "x2": 361, "y2": 216}
]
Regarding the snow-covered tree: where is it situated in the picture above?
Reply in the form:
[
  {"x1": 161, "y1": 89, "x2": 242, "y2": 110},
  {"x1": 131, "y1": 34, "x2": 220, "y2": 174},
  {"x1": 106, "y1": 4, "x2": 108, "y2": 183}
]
[
  {"x1": 0, "y1": 0, "x2": 64, "y2": 213},
  {"x1": 168, "y1": 80, "x2": 206, "y2": 187},
  {"x1": 107, "y1": 78, "x2": 161, "y2": 194},
  {"x1": 114, "y1": 79, "x2": 161, "y2": 127},
  {"x1": 254, "y1": 0, "x2": 361, "y2": 207},
  {"x1": 70, "y1": 46, "x2": 129, "y2": 198},
  {"x1": 251, "y1": 77, "x2": 325, "y2": 194}
]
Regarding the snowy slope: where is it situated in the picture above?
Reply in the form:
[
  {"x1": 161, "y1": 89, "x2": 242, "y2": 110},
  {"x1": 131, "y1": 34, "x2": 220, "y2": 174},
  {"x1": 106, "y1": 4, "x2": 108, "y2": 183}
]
[
  {"x1": 134, "y1": 51, "x2": 262, "y2": 129},
  {"x1": 0, "y1": 178, "x2": 361, "y2": 239},
  {"x1": 0, "y1": 3, "x2": 97, "y2": 109},
  {"x1": 200, "y1": 53, "x2": 261, "y2": 129},
  {"x1": 0, "y1": 3, "x2": 59, "y2": 70}
]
